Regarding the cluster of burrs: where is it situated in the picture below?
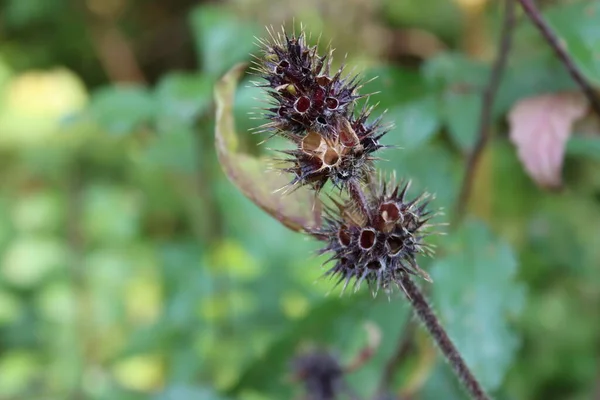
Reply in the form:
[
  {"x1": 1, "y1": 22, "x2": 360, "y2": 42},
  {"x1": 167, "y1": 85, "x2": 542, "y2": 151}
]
[
  {"x1": 252, "y1": 27, "x2": 437, "y2": 296},
  {"x1": 252, "y1": 27, "x2": 387, "y2": 191}
]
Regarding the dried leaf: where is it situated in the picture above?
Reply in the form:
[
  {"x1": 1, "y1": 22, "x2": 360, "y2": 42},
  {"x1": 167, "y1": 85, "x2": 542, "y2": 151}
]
[
  {"x1": 508, "y1": 92, "x2": 588, "y2": 189},
  {"x1": 214, "y1": 63, "x2": 322, "y2": 232}
]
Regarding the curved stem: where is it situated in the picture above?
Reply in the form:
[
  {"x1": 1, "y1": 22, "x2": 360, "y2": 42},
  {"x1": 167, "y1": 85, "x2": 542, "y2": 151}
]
[
  {"x1": 517, "y1": 0, "x2": 600, "y2": 118},
  {"x1": 398, "y1": 274, "x2": 491, "y2": 400},
  {"x1": 455, "y1": 0, "x2": 515, "y2": 223}
]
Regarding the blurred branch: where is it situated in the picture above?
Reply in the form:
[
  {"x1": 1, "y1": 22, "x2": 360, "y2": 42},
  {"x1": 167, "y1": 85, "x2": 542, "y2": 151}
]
[
  {"x1": 89, "y1": 24, "x2": 147, "y2": 83},
  {"x1": 76, "y1": 0, "x2": 146, "y2": 83},
  {"x1": 455, "y1": 0, "x2": 515, "y2": 222},
  {"x1": 517, "y1": 0, "x2": 600, "y2": 118},
  {"x1": 377, "y1": 319, "x2": 416, "y2": 394}
]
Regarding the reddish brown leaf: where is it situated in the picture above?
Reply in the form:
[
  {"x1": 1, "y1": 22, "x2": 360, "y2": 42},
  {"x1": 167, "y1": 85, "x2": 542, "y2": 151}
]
[
  {"x1": 214, "y1": 63, "x2": 322, "y2": 232},
  {"x1": 508, "y1": 92, "x2": 588, "y2": 189}
]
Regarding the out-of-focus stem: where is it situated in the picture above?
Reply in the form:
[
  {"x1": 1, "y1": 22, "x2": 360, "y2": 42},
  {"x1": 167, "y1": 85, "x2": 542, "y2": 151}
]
[
  {"x1": 455, "y1": 0, "x2": 515, "y2": 223},
  {"x1": 517, "y1": 0, "x2": 600, "y2": 118}
]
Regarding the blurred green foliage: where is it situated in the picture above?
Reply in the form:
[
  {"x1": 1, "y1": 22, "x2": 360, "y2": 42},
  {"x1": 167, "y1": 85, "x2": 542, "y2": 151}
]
[{"x1": 0, "y1": 0, "x2": 599, "y2": 399}]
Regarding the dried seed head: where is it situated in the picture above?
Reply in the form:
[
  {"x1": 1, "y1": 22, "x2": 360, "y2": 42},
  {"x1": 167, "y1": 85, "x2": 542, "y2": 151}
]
[
  {"x1": 252, "y1": 27, "x2": 388, "y2": 192},
  {"x1": 312, "y1": 177, "x2": 438, "y2": 296},
  {"x1": 291, "y1": 350, "x2": 344, "y2": 400}
]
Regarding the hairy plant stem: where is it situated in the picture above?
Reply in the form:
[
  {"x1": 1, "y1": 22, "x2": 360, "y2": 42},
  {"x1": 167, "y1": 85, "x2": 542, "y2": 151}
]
[
  {"x1": 517, "y1": 0, "x2": 600, "y2": 117},
  {"x1": 399, "y1": 274, "x2": 491, "y2": 400},
  {"x1": 455, "y1": 0, "x2": 515, "y2": 223},
  {"x1": 349, "y1": 180, "x2": 371, "y2": 220}
]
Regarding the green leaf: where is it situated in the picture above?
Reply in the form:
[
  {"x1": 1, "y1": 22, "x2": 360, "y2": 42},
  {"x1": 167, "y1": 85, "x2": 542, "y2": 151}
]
[
  {"x1": 545, "y1": 1, "x2": 600, "y2": 86},
  {"x1": 82, "y1": 184, "x2": 142, "y2": 244},
  {"x1": 214, "y1": 64, "x2": 322, "y2": 232},
  {"x1": 89, "y1": 85, "x2": 155, "y2": 136},
  {"x1": 495, "y1": 53, "x2": 577, "y2": 116},
  {"x1": 154, "y1": 72, "x2": 212, "y2": 125},
  {"x1": 189, "y1": 5, "x2": 257, "y2": 78},
  {"x1": 154, "y1": 386, "x2": 230, "y2": 400},
  {"x1": 229, "y1": 295, "x2": 410, "y2": 398},
  {"x1": 140, "y1": 125, "x2": 198, "y2": 174},
  {"x1": 430, "y1": 219, "x2": 526, "y2": 392},
  {"x1": 442, "y1": 91, "x2": 481, "y2": 152},
  {"x1": 566, "y1": 136, "x2": 600, "y2": 161},
  {"x1": 422, "y1": 53, "x2": 489, "y2": 89},
  {"x1": 421, "y1": 362, "x2": 467, "y2": 400},
  {"x1": 362, "y1": 66, "x2": 429, "y2": 109},
  {"x1": 385, "y1": 96, "x2": 440, "y2": 151},
  {"x1": 381, "y1": 0, "x2": 462, "y2": 41},
  {"x1": 385, "y1": 142, "x2": 461, "y2": 211},
  {"x1": 422, "y1": 53, "x2": 489, "y2": 151}
]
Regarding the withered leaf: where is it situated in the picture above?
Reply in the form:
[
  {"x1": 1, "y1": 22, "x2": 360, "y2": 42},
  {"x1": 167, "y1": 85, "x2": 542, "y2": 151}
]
[
  {"x1": 214, "y1": 63, "x2": 322, "y2": 232},
  {"x1": 508, "y1": 92, "x2": 588, "y2": 189}
]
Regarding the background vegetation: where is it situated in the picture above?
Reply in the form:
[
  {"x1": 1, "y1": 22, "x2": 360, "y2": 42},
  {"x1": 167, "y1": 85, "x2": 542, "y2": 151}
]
[{"x1": 0, "y1": 0, "x2": 598, "y2": 399}]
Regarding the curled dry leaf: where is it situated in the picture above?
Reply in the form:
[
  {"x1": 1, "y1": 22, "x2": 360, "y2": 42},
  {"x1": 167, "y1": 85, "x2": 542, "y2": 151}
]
[
  {"x1": 214, "y1": 63, "x2": 322, "y2": 232},
  {"x1": 508, "y1": 92, "x2": 588, "y2": 189}
]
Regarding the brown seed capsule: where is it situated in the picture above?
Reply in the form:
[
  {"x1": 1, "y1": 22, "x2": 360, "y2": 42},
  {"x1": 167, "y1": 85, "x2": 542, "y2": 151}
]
[{"x1": 312, "y1": 178, "x2": 437, "y2": 295}]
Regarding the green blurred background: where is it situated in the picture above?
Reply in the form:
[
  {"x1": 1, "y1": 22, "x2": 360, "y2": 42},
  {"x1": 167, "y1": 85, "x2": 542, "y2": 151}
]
[{"x1": 0, "y1": 0, "x2": 599, "y2": 399}]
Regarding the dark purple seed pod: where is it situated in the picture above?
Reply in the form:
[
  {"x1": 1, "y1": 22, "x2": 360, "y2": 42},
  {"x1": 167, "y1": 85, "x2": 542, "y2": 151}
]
[
  {"x1": 311, "y1": 177, "x2": 439, "y2": 297},
  {"x1": 251, "y1": 27, "x2": 365, "y2": 136},
  {"x1": 251, "y1": 27, "x2": 390, "y2": 193}
]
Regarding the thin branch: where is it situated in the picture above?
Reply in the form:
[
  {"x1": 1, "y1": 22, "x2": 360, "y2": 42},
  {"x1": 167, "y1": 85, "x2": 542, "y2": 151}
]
[
  {"x1": 517, "y1": 0, "x2": 600, "y2": 117},
  {"x1": 399, "y1": 274, "x2": 491, "y2": 400},
  {"x1": 455, "y1": 0, "x2": 516, "y2": 222}
]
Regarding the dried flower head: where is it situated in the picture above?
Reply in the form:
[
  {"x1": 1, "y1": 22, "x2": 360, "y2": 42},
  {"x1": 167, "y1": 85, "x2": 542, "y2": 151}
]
[
  {"x1": 251, "y1": 27, "x2": 388, "y2": 192},
  {"x1": 312, "y1": 177, "x2": 437, "y2": 296}
]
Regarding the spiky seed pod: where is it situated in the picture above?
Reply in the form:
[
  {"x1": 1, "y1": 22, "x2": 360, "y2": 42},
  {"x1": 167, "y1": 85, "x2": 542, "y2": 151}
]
[
  {"x1": 253, "y1": 28, "x2": 361, "y2": 136},
  {"x1": 312, "y1": 178, "x2": 437, "y2": 296},
  {"x1": 291, "y1": 350, "x2": 344, "y2": 400},
  {"x1": 252, "y1": 27, "x2": 388, "y2": 192}
]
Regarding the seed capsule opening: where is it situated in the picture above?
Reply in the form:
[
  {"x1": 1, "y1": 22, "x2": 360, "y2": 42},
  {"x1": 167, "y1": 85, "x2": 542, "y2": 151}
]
[
  {"x1": 316, "y1": 75, "x2": 331, "y2": 87},
  {"x1": 380, "y1": 202, "x2": 401, "y2": 223},
  {"x1": 359, "y1": 228, "x2": 376, "y2": 250},
  {"x1": 387, "y1": 235, "x2": 404, "y2": 256},
  {"x1": 337, "y1": 227, "x2": 351, "y2": 247},
  {"x1": 325, "y1": 97, "x2": 339, "y2": 110},
  {"x1": 294, "y1": 96, "x2": 311, "y2": 113},
  {"x1": 313, "y1": 88, "x2": 326, "y2": 103},
  {"x1": 323, "y1": 148, "x2": 340, "y2": 167},
  {"x1": 302, "y1": 131, "x2": 323, "y2": 153}
]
